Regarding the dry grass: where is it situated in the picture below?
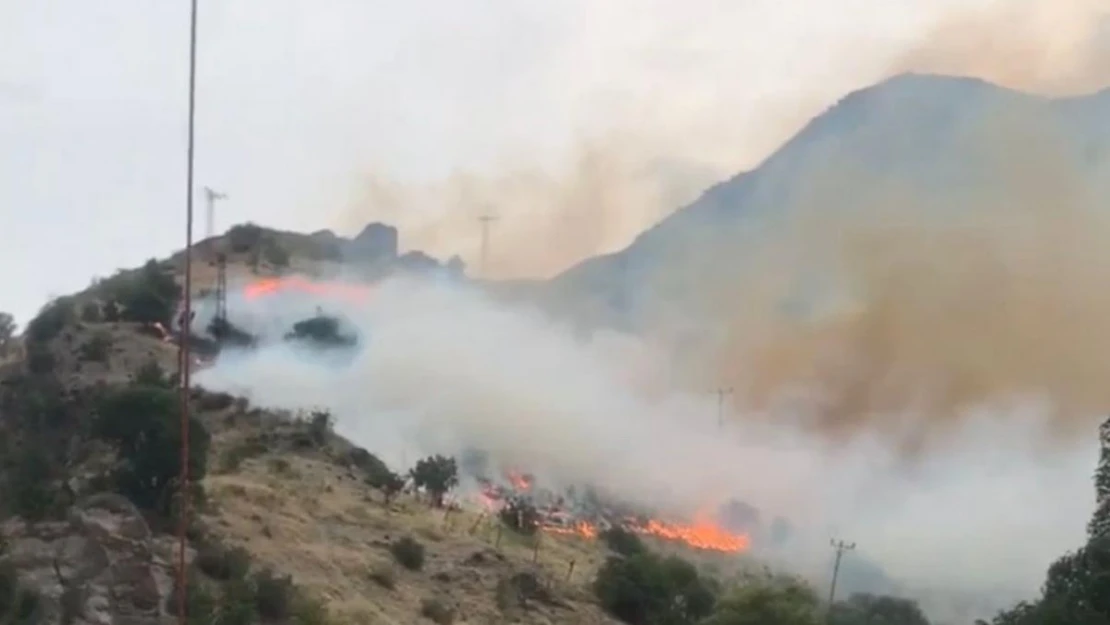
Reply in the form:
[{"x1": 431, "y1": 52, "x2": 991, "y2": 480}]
[{"x1": 202, "y1": 442, "x2": 618, "y2": 625}]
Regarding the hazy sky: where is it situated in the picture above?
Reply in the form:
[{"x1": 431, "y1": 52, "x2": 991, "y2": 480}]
[{"x1": 0, "y1": 0, "x2": 1095, "y2": 324}]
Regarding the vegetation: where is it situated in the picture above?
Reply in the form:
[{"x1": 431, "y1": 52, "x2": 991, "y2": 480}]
[
  {"x1": 107, "y1": 259, "x2": 180, "y2": 325},
  {"x1": 0, "y1": 311, "x2": 14, "y2": 357},
  {"x1": 499, "y1": 495, "x2": 541, "y2": 536},
  {"x1": 601, "y1": 525, "x2": 647, "y2": 557},
  {"x1": 420, "y1": 597, "x2": 455, "y2": 624},
  {"x1": 390, "y1": 536, "x2": 426, "y2": 571},
  {"x1": 93, "y1": 381, "x2": 210, "y2": 515},
  {"x1": 828, "y1": 593, "x2": 930, "y2": 625},
  {"x1": 25, "y1": 297, "x2": 76, "y2": 344},
  {"x1": 593, "y1": 551, "x2": 717, "y2": 625},
  {"x1": 227, "y1": 223, "x2": 264, "y2": 253},
  {"x1": 409, "y1": 454, "x2": 458, "y2": 507}
]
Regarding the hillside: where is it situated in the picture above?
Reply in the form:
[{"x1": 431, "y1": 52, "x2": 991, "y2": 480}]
[
  {"x1": 544, "y1": 73, "x2": 1110, "y2": 331},
  {"x1": 0, "y1": 240, "x2": 633, "y2": 625}
]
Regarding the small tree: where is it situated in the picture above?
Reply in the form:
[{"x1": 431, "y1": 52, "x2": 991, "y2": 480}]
[
  {"x1": 594, "y1": 552, "x2": 716, "y2": 625},
  {"x1": 95, "y1": 384, "x2": 210, "y2": 514},
  {"x1": 409, "y1": 455, "x2": 458, "y2": 507},
  {"x1": 114, "y1": 259, "x2": 179, "y2": 325},
  {"x1": 0, "y1": 311, "x2": 15, "y2": 357},
  {"x1": 701, "y1": 575, "x2": 819, "y2": 625},
  {"x1": 308, "y1": 410, "x2": 332, "y2": 446},
  {"x1": 372, "y1": 470, "x2": 406, "y2": 504}
]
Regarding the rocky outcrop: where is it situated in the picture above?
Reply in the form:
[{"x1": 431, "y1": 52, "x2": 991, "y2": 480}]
[{"x1": 1, "y1": 494, "x2": 187, "y2": 625}]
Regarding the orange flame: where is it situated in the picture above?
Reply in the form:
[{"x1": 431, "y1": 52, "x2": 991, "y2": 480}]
[{"x1": 242, "y1": 276, "x2": 374, "y2": 303}]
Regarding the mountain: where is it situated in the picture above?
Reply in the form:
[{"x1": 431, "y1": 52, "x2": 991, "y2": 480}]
[{"x1": 544, "y1": 73, "x2": 1110, "y2": 331}]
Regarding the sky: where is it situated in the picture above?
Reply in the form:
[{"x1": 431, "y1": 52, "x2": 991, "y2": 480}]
[{"x1": 2, "y1": 0, "x2": 1107, "y2": 325}]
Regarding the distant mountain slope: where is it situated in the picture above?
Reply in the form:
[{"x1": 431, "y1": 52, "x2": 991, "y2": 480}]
[{"x1": 545, "y1": 73, "x2": 1110, "y2": 331}]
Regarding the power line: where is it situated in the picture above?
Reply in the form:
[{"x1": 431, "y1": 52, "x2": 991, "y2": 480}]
[
  {"x1": 478, "y1": 213, "x2": 498, "y2": 278},
  {"x1": 177, "y1": 0, "x2": 199, "y2": 624},
  {"x1": 204, "y1": 186, "x2": 227, "y2": 239},
  {"x1": 827, "y1": 538, "x2": 856, "y2": 615}
]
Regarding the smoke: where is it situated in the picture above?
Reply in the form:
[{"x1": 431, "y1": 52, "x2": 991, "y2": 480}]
[
  {"x1": 186, "y1": 1, "x2": 1110, "y2": 619},
  {"x1": 194, "y1": 274, "x2": 1095, "y2": 621},
  {"x1": 896, "y1": 0, "x2": 1110, "y2": 96},
  {"x1": 331, "y1": 0, "x2": 1110, "y2": 282}
]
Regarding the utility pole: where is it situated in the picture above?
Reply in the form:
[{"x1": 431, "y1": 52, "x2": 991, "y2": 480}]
[
  {"x1": 478, "y1": 213, "x2": 498, "y2": 279},
  {"x1": 827, "y1": 539, "x2": 856, "y2": 612},
  {"x1": 178, "y1": 1, "x2": 200, "y2": 625},
  {"x1": 713, "y1": 387, "x2": 734, "y2": 428},
  {"x1": 204, "y1": 186, "x2": 227, "y2": 239}
]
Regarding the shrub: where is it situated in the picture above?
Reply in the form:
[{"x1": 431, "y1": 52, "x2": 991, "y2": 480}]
[
  {"x1": 594, "y1": 552, "x2": 716, "y2": 625},
  {"x1": 263, "y1": 242, "x2": 290, "y2": 267},
  {"x1": 8, "y1": 443, "x2": 58, "y2": 521},
  {"x1": 227, "y1": 223, "x2": 264, "y2": 253},
  {"x1": 94, "y1": 384, "x2": 210, "y2": 514},
  {"x1": 390, "y1": 536, "x2": 426, "y2": 571},
  {"x1": 112, "y1": 259, "x2": 179, "y2": 325},
  {"x1": 134, "y1": 359, "x2": 171, "y2": 388},
  {"x1": 372, "y1": 469, "x2": 406, "y2": 503},
  {"x1": 25, "y1": 297, "x2": 76, "y2": 344},
  {"x1": 499, "y1": 496, "x2": 541, "y2": 536},
  {"x1": 410, "y1": 455, "x2": 458, "y2": 507},
  {"x1": 195, "y1": 541, "x2": 251, "y2": 581},
  {"x1": 420, "y1": 598, "x2": 455, "y2": 624},
  {"x1": 78, "y1": 331, "x2": 112, "y2": 362},
  {"x1": 308, "y1": 410, "x2": 332, "y2": 446},
  {"x1": 701, "y1": 575, "x2": 820, "y2": 625},
  {"x1": 253, "y1": 567, "x2": 295, "y2": 621},
  {"x1": 79, "y1": 301, "x2": 103, "y2": 323},
  {"x1": 601, "y1": 525, "x2": 647, "y2": 557}
]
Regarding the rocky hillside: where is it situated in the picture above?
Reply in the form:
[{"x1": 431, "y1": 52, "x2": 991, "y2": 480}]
[{"x1": 0, "y1": 243, "x2": 631, "y2": 625}]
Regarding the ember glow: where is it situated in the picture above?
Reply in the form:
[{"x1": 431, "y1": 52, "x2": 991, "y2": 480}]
[{"x1": 242, "y1": 276, "x2": 375, "y2": 302}]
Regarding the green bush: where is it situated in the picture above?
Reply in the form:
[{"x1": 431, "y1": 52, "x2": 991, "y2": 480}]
[
  {"x1": 78, "y1": 331, "x2": 112, "y2": 362},
  {"x1": 111, "y1": 259, "x2": 179, "y2": 325},
  {"x1": 601, "y1": 525, "x2": 647, "y2": 557},
  {"x1": 25, "y1": 297, "x2": 76, "y2": 344},
  {"x1": 593, "y1": 552, "x2": 716, "y2": 625},
  {"x1": 94, "y1": 384, "x2": 210, "y2": 514},
  {"x1": 409, "y1": 455, "x2": 458, "y2": 507},
  {"x1": 227, "y1": 223, "x2": 264, "y2": 253},
  {"x1": 195, "y1": 541, "x2": 251, "y2": 581},
  {"x1": 253, "y1": 567, "x2": 295, "y2": 621},
  {"x1": 390, "y1": 536, "x2": 426, "y2": 571}
]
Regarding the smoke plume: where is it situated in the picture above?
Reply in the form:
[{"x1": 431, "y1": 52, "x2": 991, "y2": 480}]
[{"x1": 193, "y1": 272, "x2": 1095, "y2": 621}]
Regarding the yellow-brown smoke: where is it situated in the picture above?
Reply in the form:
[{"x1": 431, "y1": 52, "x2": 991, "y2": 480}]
[
  {"x1": 896, "y1": 0, "x2": 1110, "y2": 96},
  {"x1": 657, "y1": 110, "x2": 1110, "y2": 447}
]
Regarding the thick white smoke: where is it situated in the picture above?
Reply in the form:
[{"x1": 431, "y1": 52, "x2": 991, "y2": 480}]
[{"x1": 193, "y1": 274, "x2": 1097, "y2": 620}]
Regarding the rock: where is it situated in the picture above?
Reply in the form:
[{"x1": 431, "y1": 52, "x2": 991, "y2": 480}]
[{"x1": 1, "y1": 494, "x2": 189, "y2": 625}]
